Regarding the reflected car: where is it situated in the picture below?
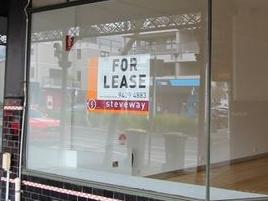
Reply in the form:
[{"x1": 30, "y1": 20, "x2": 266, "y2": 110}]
[
  {"x1": 211, "y1": 105, "x2": 228, "y2": 130},
  {"x1": 8, "y1": 108, "x2": 60, "y2": 134},
  {"x1": 29, "y1": 108, "x2": 60, "y2": 130}
]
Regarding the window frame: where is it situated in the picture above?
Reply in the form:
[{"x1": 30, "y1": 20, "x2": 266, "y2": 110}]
[{"x1": 23, "y1": 1, "x2": 212, "y2": 201}]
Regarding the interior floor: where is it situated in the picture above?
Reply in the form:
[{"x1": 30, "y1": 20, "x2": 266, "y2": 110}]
[{"x1": 164, "y1": 156, "x2": 268, "y2": 195}]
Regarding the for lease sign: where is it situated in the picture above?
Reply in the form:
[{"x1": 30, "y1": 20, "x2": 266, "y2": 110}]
[{"x1": 87, "y1": 54, "x2": 150, "y2": 114}]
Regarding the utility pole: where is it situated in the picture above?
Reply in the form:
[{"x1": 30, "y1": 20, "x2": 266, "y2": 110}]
[{"x1": 53, "y1": 39, "x2": 72, "y2": 149}]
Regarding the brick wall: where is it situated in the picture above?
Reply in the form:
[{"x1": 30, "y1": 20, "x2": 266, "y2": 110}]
[
  {"x1": 1, "y1": 98, "x2": 23, "y2": 201},
  {"x1": 21, "y1": 175, "x2": 161, "y2": 201}
]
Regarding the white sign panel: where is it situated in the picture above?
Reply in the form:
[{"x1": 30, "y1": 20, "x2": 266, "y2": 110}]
[
  {"x1": 87, "y1": 54, "x2": 150, "y2": 114},
  {"x1": 97, "y1": 54, "x2": 150, "y2": 101}
]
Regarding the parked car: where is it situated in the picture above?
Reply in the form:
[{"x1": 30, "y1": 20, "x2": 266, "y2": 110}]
[
  {"x1": 29, "y1": 108, "x2": 60, "y2": 130},
  {"x1": 10, "y1": 108, "x2": 60, "y2": 133}
]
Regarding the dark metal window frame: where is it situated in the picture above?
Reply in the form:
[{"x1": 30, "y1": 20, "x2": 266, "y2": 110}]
[
  {"x1": 28, "y1": 0, "x2": 107, "y2": 13},
  {"x1": 0, "y1": 17, "x2": 8, "y2": 45},
  {"x1": 0, "y1": 16, "x2": 8, "y2": 152}
]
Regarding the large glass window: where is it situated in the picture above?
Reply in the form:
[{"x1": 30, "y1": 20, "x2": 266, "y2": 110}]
[
  {"x1": 26, "y1": 0, "x2": 268, "y2": 200},
  {"x1": 210, "y1": 0, "x2": 268, "y2": 200},
  {"x1": 27, "y1": 0, "x2": 208, "y2": 199}
]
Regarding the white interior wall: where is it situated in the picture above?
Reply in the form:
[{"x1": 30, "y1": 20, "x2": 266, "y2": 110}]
[{"x1": 230, "y1": 3, "x2": 268, "y2": 160}]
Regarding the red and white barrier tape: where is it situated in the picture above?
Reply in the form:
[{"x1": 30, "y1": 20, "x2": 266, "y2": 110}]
[
  {"x1": 1, "y1": 177, "x2": 123, "y2": 201},
  {"x1": 1, "y1": 177, "x2": 15, "y2": 183},
  {"x1": 4, "y1": 106, "x2": 24, "y2": 111}
]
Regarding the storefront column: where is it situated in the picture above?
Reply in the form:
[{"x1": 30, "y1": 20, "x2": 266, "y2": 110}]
[{"x1": 1, "y1": 0, "x2": 27, "y2": 200}]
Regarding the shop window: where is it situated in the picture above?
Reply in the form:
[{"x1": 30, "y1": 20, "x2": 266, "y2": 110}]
[
  {"x1": 27, "y1": 0, "x2": 209, "y2": 200},
  {"x1": 210, "y1": 0, "x2": 268, "y2": 199},
  {"x1": 26, "y1": 0, "x2": 268, "y2": 200}
]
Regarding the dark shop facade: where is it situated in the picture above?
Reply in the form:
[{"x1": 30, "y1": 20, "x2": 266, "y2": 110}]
[{"x1": 1, "y1": 0, "x2": 268, "y2": 201}]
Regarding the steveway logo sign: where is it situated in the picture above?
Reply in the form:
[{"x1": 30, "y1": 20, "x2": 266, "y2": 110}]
[{"x1": 87, "y1": 54, "x2": 150, "y2": 114}]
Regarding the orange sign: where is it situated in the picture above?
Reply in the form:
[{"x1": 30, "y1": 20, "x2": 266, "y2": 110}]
[{"x1": 87, "y1": 55, "x2": 150, "y2": 115}]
